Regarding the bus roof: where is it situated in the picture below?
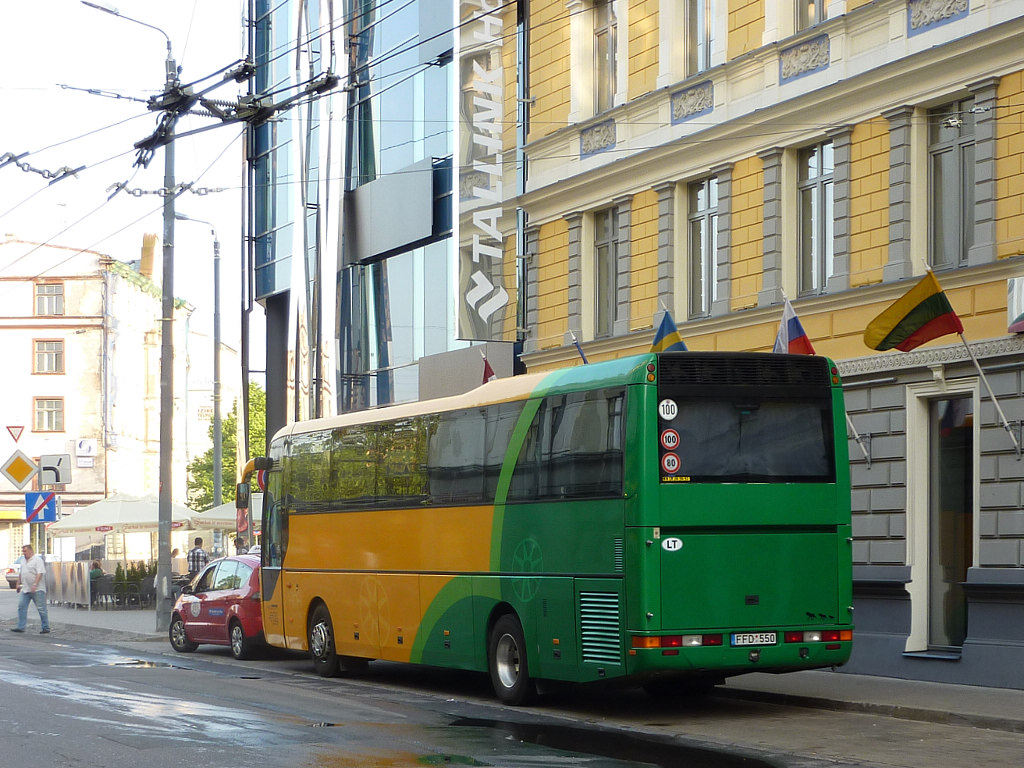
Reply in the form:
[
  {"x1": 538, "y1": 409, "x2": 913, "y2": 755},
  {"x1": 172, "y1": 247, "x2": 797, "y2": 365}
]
[{"x1": 272, "y1": 353, "x2": 658, "y2": 442}]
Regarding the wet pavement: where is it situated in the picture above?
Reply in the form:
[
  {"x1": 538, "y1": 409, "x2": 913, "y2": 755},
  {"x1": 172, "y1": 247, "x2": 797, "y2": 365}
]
[
  {"x1": 19, "y1": 601, "x2": 1022, "y2": 735},
  {"x1": 2, "y1": 597, "x2": 1022, "y2": 768}
]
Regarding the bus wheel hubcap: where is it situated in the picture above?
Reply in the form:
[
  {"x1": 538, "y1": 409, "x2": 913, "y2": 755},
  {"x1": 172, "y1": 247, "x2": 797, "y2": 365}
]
[
  {"x1": 495, "y1": 633, "x2": 520, "y2": 689},
  {"x1": 311, "y1": 622, "x2": 330, "y2": 659}
]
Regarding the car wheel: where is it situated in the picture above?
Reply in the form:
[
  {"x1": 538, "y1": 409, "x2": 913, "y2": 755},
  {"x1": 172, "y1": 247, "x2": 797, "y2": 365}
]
[
  {"x1": 309, "y1": 604, "x2": 340, "y2": 677},
  {"x1": 169, "y1": 614, "x2": 198, "y2": 653},
  {"x1": 488, "y1": 614, "x2": 535, "y2": 705},
  {"x1": 230, "y1": 620, "x2": 252, "y2": 660}
]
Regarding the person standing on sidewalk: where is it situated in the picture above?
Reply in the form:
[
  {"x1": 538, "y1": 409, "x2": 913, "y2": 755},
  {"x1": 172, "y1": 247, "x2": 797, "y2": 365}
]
[
  {"x1": 11, "y1": 544, "x2": 50, "y2": 634},
  {"x1": 187, "y1": 537, "x2": 209, "y2": 579}
]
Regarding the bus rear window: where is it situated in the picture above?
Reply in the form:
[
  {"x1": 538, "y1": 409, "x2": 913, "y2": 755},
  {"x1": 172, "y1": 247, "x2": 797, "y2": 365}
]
[{"x1": 658, "y1": 398, "x2": 835, "y2": 483}]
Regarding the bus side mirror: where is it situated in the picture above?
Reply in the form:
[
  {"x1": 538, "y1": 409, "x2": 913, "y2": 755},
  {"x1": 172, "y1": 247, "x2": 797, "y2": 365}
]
[{"x1": 236, "y1": 482, "x2": 251, "y2": 509}]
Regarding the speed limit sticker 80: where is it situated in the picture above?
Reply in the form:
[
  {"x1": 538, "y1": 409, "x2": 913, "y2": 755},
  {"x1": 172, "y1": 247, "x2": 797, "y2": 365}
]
[{"x1": 661, "y1": 452, "x2": 680, "y2": 474}]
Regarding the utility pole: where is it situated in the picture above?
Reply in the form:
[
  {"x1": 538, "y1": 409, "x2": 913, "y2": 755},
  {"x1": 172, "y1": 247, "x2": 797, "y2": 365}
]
[
  {"x1": 83, "y1": 1, "x2": 178, "y2": 632},
  {"x1": 176, "y1": 214, "x2": 222, "y2": 508},
  {"x1": 83, "y1": 1, "x2": 338, "y2": 632}
]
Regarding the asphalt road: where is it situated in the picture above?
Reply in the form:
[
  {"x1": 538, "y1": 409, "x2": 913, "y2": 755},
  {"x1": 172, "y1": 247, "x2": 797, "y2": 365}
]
[{"x1": 1, "y1": 588, "x2": 1021, "y2": 768}]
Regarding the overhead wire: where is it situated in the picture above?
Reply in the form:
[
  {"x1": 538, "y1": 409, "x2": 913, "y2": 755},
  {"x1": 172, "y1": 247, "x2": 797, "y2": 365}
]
[{"x1": 0, "y1": 127, "x2": 245, "y2": 295}]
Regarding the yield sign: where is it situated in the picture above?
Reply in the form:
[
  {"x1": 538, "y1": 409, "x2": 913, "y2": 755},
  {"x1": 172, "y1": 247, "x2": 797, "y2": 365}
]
[
  {"x1": 26, "y1": 491, "x2": 57, "y2": 523},
  {"x1": 6, "y1": 426, "x2": 24, "y2": 443}
]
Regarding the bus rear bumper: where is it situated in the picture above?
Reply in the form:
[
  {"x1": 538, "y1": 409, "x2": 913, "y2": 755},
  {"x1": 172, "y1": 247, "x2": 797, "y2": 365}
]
[{"x1": 624, "y1": 638, "x2": 853, "y2": 678}]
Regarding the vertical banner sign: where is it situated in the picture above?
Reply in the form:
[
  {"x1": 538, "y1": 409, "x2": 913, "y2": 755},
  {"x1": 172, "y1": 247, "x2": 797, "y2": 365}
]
[{"x1": 458, "y1": 0, "x2": 510, "y2": 340}]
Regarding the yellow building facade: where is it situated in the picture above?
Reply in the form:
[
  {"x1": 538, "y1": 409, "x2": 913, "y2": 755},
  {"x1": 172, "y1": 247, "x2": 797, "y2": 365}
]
[{"x1": 509, "y1": 0, "x2": 1024, "y2": 688}]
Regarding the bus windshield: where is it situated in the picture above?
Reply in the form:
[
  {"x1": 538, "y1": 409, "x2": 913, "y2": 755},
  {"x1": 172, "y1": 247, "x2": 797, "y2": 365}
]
[{"x1": 668, "y1": 397, "x2": 834, "y2": 482}]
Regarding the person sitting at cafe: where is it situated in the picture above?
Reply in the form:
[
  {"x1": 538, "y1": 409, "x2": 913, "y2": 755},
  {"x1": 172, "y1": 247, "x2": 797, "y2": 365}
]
[{"x1": 89, "y1": 560, "x2": 104, "y2": 606}]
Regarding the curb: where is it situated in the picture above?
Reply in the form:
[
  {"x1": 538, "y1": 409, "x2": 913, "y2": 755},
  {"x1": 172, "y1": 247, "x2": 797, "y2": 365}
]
[{"x1": 717, "y1": 686, "x2": 1024, "y2": 734}]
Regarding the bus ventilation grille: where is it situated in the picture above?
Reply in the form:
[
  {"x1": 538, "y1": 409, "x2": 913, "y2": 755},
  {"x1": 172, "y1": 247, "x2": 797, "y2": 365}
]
[
  {"x1": 614, "y1": 539, "x2": 624, "y2": 572},
  {"x1": 579, "y1": 591, "x2": 622, "y2": 664},
  {"x1": 658, "y1": 353, "x2": 828, "y2": 388}
]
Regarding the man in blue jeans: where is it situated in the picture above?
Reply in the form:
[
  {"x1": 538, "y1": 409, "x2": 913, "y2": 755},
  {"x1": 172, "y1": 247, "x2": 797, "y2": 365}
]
[{"x1": 10, "y1": 544, "x2": 50, "y2": 634}]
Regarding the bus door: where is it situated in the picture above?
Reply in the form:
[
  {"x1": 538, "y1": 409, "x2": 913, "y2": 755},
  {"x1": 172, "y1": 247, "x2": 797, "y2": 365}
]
[{"x1": 259, "y1": 477, "x2": 289, "y2": 648}]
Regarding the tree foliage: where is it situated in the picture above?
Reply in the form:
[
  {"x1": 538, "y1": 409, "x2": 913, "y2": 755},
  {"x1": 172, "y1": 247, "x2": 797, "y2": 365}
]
[{"x1": 186, "y1": 382, "x2": 267, "y2": 511}]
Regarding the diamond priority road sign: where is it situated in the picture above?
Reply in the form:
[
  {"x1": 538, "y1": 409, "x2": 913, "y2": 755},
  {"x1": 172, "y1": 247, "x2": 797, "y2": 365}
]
[{"x1": 2, "y1": 450, "x2": 39, "y2": 490}]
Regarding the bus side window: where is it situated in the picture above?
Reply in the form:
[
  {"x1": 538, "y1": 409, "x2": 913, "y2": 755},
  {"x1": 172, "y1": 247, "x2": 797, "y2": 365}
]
[
  {"x1": 507, "y1": 408, "x2": 541, "y2": 502},
  {"x1": 427, "y1": 409, "x2": 486, "y2": 504},
  {"x1": 483, "y1": 401, "x2": 524, "y2": 500},
  {"x1": 508, "y1": 390, "x2": 624, "y2": 502}
]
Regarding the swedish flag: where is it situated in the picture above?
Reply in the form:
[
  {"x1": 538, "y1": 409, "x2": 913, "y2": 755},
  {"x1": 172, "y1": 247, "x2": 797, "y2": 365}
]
[{"x1": 651, "y1": 311, "x2": 688, "y2": 353}]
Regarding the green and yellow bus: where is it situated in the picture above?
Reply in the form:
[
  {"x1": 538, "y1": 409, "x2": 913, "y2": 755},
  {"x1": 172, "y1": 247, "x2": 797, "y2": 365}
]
[{"x1": 247, "y1": 352, "x2": 853, "y2": 703}]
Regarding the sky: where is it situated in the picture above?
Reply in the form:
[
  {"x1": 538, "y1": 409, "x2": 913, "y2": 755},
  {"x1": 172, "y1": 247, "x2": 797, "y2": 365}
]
[{"x1": 0, "y1": 0, "x2": 260, "y2": 376}]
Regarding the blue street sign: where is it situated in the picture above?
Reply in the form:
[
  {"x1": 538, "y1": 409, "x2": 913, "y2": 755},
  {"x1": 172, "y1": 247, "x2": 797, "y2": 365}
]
[{"x1": 25, "y1": 491, "x2": 57, "y2": 523}]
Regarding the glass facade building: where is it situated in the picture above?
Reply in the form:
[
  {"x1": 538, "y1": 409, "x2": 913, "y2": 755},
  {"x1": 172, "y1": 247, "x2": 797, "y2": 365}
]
[{"x1": 251, "y1": 0, "x2": 460, "y2": 420}]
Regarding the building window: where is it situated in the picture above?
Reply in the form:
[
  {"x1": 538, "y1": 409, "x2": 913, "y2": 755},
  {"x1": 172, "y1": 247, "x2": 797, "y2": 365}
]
[
  {"x1": 688, "y1": 177, "x2": 718, "y2": 318},
  {"x1": 798, "y1": 0, "x2": 825, "y2": 31},
  {"x1": 34, "y1": 340, "x2": 64, "y2": 374},
  {"x1": 798, "y1": 141, "x2": 834, "y2": 295},
  {"x1": 35, "y1": 283, "x2": 64, "y2": 316},
  {"x1": 687, "y1": 0, "x2": 715, "y2": 76},
  {"x1": 594, "y1": 0, "x2": 617, "y2": 113},
  {"x1": 34, "y1": 398, "x2": 64, "y2": 432},
  {"x1": 594, "y1": 207, "x2": 618, "y2": 338},
  {"x1": 929, "y1": 98, "x2": 975, "y2": 271}
]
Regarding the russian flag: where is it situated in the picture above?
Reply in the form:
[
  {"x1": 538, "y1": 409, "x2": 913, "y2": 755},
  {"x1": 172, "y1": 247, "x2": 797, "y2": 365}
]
[{"x1": 773, "y1": 297, "x2": 815, "y2": 355}]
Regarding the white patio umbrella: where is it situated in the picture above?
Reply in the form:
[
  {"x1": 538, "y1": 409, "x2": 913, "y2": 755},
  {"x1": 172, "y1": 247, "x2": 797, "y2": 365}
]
[
  {"x1": 189, "y1": 501, "x2": 262, "y2": 535},
  {"x1": 49, "y1": 493, "x2": 196, "y2": 535}
]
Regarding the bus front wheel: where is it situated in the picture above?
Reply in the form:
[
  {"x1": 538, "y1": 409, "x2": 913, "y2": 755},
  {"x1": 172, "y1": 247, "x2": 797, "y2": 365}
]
[
  {"x1": 309, "y1": 604, "x2": 340, "y2": 677},
  {"x1": 488, "y1": 614, "x2": 535, "y2": 705}
]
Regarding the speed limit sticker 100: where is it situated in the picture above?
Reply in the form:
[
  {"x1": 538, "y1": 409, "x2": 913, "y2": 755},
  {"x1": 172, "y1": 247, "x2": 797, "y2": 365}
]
[
  {"x1": 660, "y1": 429, "x2": 680, "y2": 451},
  {"x1": 658, "y1": 399, "x2": 678, "y2": 420}
]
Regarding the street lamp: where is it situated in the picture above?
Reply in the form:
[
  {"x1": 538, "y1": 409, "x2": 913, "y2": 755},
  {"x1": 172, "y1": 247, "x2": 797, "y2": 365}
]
[
  {"x1": 175, "y1": 213, "x2": 222, "y2": 510},
  {"x1": 83, "y1": 0, "x2": 178, "y2": 633}
]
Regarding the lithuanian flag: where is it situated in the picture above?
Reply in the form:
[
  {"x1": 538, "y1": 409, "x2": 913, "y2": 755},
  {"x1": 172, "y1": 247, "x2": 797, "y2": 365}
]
[{"x1": 864, "y1": 271, "x2": 963, "y2": 352}]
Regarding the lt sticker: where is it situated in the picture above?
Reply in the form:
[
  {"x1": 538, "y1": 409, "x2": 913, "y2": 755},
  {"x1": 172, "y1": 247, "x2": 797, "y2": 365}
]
[{"x1": 661, "y1": 537, "x2": 683, "y2": 552}]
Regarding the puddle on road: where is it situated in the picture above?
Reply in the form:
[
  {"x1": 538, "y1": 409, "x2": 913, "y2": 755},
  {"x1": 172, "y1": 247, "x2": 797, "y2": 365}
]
[{"x1": 450, "y1": 717, "x2": 774, "y2": 768}]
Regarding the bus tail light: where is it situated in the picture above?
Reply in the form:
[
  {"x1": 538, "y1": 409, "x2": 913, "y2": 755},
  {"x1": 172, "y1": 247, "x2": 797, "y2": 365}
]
[
  {"x1": 631, "y1": 634, "x2": 723, "y2": 649},
  {"x1": 785, "y1": 630, "x2": 852, "y2": 643}
]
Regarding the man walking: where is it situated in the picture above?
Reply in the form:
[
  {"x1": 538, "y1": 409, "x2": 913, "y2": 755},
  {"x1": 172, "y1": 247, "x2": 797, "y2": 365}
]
[
  {"x1": 187, "y1": 537, "x2": 209, "y2": 579},
  {"x1": 11, "y1": 544, "x2": 50, "y2": 634}
]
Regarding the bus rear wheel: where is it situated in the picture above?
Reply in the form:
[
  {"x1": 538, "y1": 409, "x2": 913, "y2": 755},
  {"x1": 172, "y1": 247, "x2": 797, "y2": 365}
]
[
  {"x1": 309, "y1": 604, "x2": 340, "y2": 677},
  {"x1": 488, "y1": 614, "x2": 535, "y2": 705}
]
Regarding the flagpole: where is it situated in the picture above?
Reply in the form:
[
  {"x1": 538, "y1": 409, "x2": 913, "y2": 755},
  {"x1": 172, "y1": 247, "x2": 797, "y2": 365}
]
[
  {"x1": 569, "y1": 331, "x2": 589, "y2": 364},
  {"x1": 959, "y1": 333, "x2": 1021, "y2": 459},
  {"x1": 845, "y1": 412, "x2": 871, "y2": 464}
]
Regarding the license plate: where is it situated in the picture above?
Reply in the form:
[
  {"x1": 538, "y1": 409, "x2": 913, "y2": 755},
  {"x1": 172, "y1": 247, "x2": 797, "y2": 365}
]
[{"x1": 731, "y1": 632, "x2": 776, "y2": 647}]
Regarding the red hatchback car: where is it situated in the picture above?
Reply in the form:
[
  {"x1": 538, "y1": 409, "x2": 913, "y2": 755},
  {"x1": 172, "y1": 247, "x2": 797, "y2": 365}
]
[{"x1": 169, "y1": 554, "x2": 264, "y2": 659}]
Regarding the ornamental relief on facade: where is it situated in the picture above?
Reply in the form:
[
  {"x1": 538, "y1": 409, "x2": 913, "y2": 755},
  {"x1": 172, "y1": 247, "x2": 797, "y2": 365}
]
[
  {"x1": 908, "y1": 0, "x2": 969, "y2": 31},
  {"x1": 581, "y1": 120, "x2": 616, "y2": 156},
  {"x1": 838, "y1": 336, "x2": 1024, "y2": 378},
  {"x1": 671, "y1": 81, "x2": 713, "y2": 123},
  {"x1": 459, "y1": 169, "x2": 490, "y2": 201},
  {"x1": 780, "y1": 35, "x2": 830, "y2": 82}
]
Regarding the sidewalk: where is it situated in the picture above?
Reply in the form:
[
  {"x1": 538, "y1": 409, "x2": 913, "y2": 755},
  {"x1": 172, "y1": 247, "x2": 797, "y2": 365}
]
[
  {"x1": 721, "y1": 670, "x2": 1024, "y2": 733},
  {"x1": 2, "y1": 601, "x2": 165, "y2": 640},
  {"x1": 10, "y1": 602, "x2": 1024, "y2": 734}
]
